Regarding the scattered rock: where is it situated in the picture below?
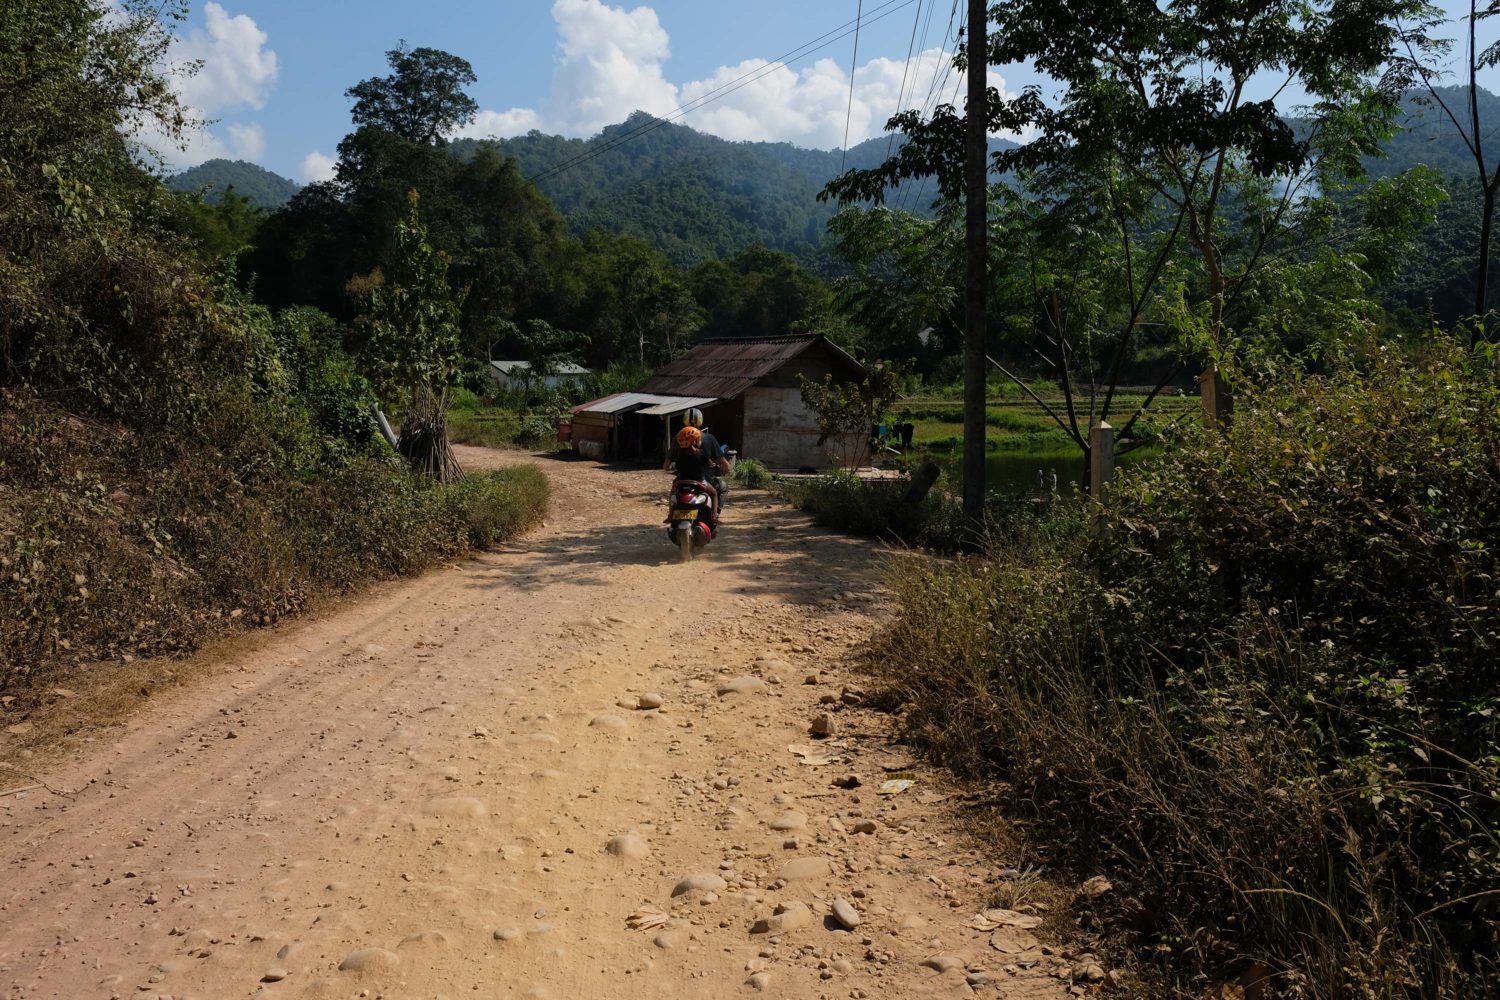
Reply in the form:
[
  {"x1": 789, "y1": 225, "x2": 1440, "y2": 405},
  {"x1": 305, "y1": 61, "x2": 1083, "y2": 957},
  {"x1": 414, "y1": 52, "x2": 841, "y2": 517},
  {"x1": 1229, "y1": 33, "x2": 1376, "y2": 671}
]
[
  {"x1": 849, "y1": 820, "x2": 878, "y2": 835},
  {"x1": 637, "y1": 692, "x2": 664, "y2": 710},
  {"x1": 804, "y1": 674, "x2": 819, "y2": 685},
  {"x1": 840, "y1": 688, "x2": 866, "y2": 706},
  {"x1": 752, "y1": 901, "x2": 812, "y2": 934},
  {"x1": 921, "y1": 954, "x2": 965, "y2": 973},
  {"x1": 1073, "y1": 962, "x2": 1106, "y2": 982},
  {"x1": 336, "y1": 947, "x2": 399, "y2": 973},
  {"x1": 768, "y1": 810, "x2": 807, "y2": 832},
  {"x1": 830, "y1": 897, "x2": 861, "y2": 929},
  {"x1": 779, "y1": 856, "x2": 830, "y2": 881},
  {"x1": 716, "y1": 676, "x2": 767, "y2": 697},
  {"x1": 606, "y1": 832, "x2": 649, "y2": 860},
  {"x1": 652, "y1": 931, "x2": 679, "y2": 950},
  {"x1": 6, "y1": 722, "x2": 33, "y2": 736},
  {"x1": 671, "y1": 873, "x2": 727, "y2": 897},
  {"x1": 589, "y1": 714, "x2": 628, "y2": 731},
  {"x1": 810, "y1": 714, "x2": 836, "y2": 738},
  {"x1": 493, "y1": 927, "x2": 522, "y2": 942},
  {"x1": 261, "y1": 968, "x2": 288, "y2": 983},
  {"x1": 989, "y1": 928, "x2": 1041, "y2": 954},
  {"x1": 832, "y1": 773, "x2": 861, "y2": 789},
  {"x1": 747, "y1": 971, "x2": 772, "y2": 990}
]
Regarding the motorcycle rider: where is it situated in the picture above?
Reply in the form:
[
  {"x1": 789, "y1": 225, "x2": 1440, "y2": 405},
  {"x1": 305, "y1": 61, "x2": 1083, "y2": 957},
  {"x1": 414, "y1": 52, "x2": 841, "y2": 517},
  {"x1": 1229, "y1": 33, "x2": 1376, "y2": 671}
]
[
  {"x1": 681, "y1": 407, "x2": 733, "y2": 499},
  {"x1": 664, "y1": 425, "x2": 720, "y2": 518}
]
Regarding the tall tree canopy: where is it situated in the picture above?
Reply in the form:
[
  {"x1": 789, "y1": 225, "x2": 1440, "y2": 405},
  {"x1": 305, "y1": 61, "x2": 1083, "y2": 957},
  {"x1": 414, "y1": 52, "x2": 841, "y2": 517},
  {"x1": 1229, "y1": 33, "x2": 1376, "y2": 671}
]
[{"x1": 345, "y1": 43, "x2": 478, "y2": 145}]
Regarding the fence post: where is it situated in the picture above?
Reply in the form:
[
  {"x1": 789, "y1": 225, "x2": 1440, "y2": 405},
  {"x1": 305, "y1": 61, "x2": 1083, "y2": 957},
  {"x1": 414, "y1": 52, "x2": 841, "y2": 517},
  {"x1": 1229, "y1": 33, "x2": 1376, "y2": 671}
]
[{"x1": 1090, "y1": 420, "x2": 1115, "y2": 505}]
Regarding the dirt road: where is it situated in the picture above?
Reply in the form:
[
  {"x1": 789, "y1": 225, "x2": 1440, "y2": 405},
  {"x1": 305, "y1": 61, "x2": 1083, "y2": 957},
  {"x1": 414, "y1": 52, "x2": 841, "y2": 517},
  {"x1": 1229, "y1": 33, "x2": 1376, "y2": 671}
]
[{"x1": 0, "y1": 448, "x2": 1069, "y2": 1000}]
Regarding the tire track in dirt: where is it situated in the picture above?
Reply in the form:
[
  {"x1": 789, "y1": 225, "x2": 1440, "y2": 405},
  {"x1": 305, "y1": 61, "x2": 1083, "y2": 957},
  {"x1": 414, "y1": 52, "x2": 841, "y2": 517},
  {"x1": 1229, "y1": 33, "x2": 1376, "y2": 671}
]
[{"x1": 0, "y1": 448, "x2": 1070, "y2": 1000}]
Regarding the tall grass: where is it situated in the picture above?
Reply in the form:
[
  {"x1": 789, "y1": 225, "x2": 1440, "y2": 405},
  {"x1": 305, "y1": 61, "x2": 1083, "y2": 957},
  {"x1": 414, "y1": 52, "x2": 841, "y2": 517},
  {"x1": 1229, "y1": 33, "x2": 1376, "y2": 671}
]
[
  {"x1": 865, "y1": 342, "x2": 1500, "y2": 998},
  {"x1": 0, "y1": 392, "x2": 550, "y2": 696}
]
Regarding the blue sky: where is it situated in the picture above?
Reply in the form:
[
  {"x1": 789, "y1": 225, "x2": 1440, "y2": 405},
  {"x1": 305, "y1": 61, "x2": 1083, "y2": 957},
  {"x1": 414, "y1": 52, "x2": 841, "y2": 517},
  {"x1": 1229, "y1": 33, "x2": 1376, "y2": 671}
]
[{"x1": 155, "y1": 0, "x2": 1495, "y2": 183}]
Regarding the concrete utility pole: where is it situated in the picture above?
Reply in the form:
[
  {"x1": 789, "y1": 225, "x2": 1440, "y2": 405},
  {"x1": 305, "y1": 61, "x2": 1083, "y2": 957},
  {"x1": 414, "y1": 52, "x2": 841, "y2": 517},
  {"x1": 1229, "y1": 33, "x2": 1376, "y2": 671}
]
[{"x1": 962, "y1": 0, "x2": 988, "y2": 523}]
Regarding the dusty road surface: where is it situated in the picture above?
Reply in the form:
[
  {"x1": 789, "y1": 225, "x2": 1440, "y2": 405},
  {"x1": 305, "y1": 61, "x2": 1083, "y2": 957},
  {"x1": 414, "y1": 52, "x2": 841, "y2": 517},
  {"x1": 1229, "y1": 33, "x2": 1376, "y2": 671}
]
[{"x1": 1, "y1": 448, "x2": 1068, "y2": 1000}]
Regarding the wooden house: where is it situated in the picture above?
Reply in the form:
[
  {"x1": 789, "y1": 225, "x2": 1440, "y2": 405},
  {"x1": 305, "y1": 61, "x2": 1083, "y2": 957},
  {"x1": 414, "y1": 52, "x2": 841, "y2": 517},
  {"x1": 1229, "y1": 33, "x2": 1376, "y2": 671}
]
[{"x1": 567, "y1": 335, "x2": 866, "y2": 469}]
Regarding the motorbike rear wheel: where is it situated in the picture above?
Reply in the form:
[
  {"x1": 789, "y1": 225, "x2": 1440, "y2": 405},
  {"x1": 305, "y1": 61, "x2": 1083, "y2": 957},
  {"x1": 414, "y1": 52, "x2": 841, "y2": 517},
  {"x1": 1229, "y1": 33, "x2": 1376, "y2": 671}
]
[{"x1": 678, "y1": 528, "x2": 692, "y2": 563}]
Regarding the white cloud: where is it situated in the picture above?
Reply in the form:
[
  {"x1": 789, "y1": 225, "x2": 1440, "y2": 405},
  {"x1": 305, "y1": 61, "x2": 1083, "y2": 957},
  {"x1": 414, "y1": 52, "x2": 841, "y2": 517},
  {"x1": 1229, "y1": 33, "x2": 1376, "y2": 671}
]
[
  {"x1": 224, "y1": 122, "x2": 266, "y2": 160},
  {"x1": 471, "y1": 1, "x2": 981, "y2": 149},
  {"x1": 139, "y1": 3, "x2": 279, "y2": 169},
  {"x1": 298, "y1": 149, "x2": 338, "y2": 184},
  {"x1": 175, "y1": 3, "x2": 278, "y2": 112},
  {"x1": 455, "y1": 107, "x2": 543, "y2": 140}
]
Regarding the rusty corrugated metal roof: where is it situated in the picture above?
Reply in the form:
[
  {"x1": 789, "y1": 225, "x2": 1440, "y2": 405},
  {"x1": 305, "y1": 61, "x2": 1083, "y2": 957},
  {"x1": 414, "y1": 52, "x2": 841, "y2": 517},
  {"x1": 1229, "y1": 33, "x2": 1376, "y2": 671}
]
[{"x1": 637, "y1": 335, "x2": 864, "y2": 400}]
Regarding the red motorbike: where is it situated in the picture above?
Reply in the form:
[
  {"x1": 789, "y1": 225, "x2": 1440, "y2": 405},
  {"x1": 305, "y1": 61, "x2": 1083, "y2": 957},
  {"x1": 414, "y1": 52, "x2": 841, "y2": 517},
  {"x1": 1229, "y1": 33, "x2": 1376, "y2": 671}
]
[{"x1": 665, "y1": 479, "x2": 716, "y2": 562}]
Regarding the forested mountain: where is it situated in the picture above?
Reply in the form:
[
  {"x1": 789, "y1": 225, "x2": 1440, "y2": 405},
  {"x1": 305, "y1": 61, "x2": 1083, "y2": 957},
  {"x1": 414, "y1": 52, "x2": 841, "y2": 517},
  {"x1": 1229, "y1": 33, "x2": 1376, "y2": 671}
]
[
  {"x1": 1366, "y1": 86, "x2": 1500, "y2": 180},
  {"x1": 167, "y1": 158, "x2": 301, "y2": 209},
  {"x1": 454, "y1": 114, "x2": 1016, "y2": 267}
]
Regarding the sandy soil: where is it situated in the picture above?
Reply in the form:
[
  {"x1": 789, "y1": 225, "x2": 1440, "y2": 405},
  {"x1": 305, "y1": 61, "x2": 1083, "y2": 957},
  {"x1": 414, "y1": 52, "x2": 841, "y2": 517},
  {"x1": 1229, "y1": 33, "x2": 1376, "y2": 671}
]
[{"x1": 0, "y1": 447, "x2": 1070, "y2": 1000}]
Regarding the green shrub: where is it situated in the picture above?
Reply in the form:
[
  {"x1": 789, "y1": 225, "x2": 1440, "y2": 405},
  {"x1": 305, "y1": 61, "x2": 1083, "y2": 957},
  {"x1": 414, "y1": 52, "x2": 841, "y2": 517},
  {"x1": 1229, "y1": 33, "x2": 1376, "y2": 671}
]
[
  {"x1": 0, "y1": 393, "x2": 550, "y2": 694},
  {"x1": 514, "y1": 414, "x2": 558, "y2": 449},
  {"x1": 869, "y1": 341, "x2": 1500, "y2": 998},
  {"x1": 733, "y1": 457, "x2": 773, "y2": 489},
  {"x1": 780, "y1": 472, "x2": 971, "y2": 550}
]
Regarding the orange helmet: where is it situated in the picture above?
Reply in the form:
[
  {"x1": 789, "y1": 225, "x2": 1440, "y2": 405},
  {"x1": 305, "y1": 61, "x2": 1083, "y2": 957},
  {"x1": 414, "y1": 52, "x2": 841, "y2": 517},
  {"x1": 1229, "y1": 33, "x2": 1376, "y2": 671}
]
[{"x1": 676, "y1": 426, "x2": 701, "y2": 449}]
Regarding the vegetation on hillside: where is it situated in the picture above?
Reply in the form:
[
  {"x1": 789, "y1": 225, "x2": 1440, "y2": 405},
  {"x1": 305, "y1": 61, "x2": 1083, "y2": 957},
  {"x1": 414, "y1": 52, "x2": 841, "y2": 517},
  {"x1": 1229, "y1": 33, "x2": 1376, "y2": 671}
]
[
  {"x1": 166, "y1": 157, "x2": 301, "y2": 208},
  {"x1": 0, "y1": 0, "x2": 547, "y2": 696}
]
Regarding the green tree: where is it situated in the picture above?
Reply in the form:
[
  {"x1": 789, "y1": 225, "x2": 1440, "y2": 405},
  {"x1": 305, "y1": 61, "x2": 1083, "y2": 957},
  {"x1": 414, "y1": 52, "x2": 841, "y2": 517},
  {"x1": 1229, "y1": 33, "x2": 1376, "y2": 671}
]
[
  {"x1": 345, "y1": 43, "x2": 478, "y2": 145},
  {"x1": 350, "y1": 191, "x2": 467, "y2": 481},
  {"x1": 827, "y1": 0, "x2": 1436, "y2": 477},
  {"x1": 797, "y1": 362, "x2": 911, "y2": 472}
]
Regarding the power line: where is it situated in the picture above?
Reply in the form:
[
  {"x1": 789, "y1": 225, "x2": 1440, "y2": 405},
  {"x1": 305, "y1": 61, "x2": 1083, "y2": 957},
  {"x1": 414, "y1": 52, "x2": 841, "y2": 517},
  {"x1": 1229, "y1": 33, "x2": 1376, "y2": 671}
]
[
  {"x1": 841, "y1": 1, "x2": 865, "y2": 172},
  {"x1": 897, "y1": 1, "x2": 960, "y2": 212},
  {"x1": 885, "y1": 0, "x2": 925, "y2": 160},
  {"x1": 530, "y1": 0, "x2": 917, "y2": 183}
]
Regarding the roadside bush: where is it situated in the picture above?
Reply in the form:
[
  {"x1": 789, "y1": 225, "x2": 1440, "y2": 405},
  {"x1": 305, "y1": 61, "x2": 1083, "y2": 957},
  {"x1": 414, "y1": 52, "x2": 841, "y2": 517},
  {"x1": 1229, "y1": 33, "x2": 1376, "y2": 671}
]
[
  {"x1": 732, "y1": 457, "x2": 773, "y2": 489},
  {"x1": 869, "y1": 341, "x2": 1500, "y2": 998},
  {"x1": 0, "y1": 393, "x2": 550, "y2": 695},
  {"x1": 514, "y1": 414, "x2": 559, "y2": 450},
  {"x1": 781, "y1": 472, "x2": 969, "y2": 550}
]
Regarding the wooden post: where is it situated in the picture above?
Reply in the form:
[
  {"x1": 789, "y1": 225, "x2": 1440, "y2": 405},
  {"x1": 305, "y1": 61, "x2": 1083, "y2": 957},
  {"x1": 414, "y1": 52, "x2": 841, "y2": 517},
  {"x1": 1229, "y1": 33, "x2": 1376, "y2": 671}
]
[
  {"x1": 1199, "y1": 368, "x2": 1233, "y2": 430},
  {"x1": 1090, "y1": 421, "x2": 1114, "y2": 505},
  {"x1": 961, "y1": 0, "x2": 988, "y2": 523}
]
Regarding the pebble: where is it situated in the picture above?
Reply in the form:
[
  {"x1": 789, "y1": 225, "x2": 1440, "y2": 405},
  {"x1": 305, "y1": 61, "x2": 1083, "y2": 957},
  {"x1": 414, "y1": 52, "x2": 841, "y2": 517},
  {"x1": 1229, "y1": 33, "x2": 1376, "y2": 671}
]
[
  {"x1": 768, "y1": 810, "x2": 807, "y2": 831},
  {"x1": 747, "y1": 972, "x2": 772, "y2": 991},
  {"x1": 606, "y1": 832, "x2": 649, "y2": 860},
  {"x1": 921, "y1": 954, "x2": 965, "y2": 973},
  {"x1": 850, "y1": 820, "x2": 878, "y2": 835},
  {"x1": 671, "y1": 873, "x2": 727, "y2": 897},
  {"x1": 337, "y1": 947, "x2": 399, "y2": 973},
  {"x1": 810, "y1": 713, "x2": 836, "y2": 738},
  {"x1": 779, "y1": 856, "x2": 830, "y2": 881},
  {"x1": 753, "y1": 900, "x2": 812, "y2": 934},
  {"x1": 716, "y1": 676, "x2": 767, "y2": 696},
  {"x1": 589, "y1": 714, "x2": 628, "y2": 731},
  {"x1": 493, "y1": 928, "x2": 523, "y2": 942},
  {"x1": 261, "y1": 968, "x2": 288, "y2": 983},
  {"x1": 830, "y1": 898, "x2": 861, "y2": 929},
  {"x1": 652, "y1": 931, "x2": 679, "y2": 950},
  {"x1": 637, "y1": 692, "x2": 664, "y2": 710}
]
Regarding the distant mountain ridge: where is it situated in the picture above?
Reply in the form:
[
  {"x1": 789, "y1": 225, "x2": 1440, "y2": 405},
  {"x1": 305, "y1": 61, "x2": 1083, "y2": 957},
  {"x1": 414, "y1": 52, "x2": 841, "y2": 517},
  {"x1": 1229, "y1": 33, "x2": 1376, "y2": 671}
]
[
  {"x1": 181, "y1": 88, "x2": 1497, "y2": 264},
  {"x1": 454, "y1": 114, "x2": 1017, "y2": 266},
  {"x1": 167, "y1": 159, "x2": 301, "y2": 210}
]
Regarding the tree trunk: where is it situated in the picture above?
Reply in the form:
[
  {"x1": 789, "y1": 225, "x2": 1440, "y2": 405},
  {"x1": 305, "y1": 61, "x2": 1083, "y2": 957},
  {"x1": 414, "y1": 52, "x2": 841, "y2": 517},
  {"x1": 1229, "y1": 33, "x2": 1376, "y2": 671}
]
[{"x1": 1478, "y1": 183, "x2": 1495, "y2": 329}]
